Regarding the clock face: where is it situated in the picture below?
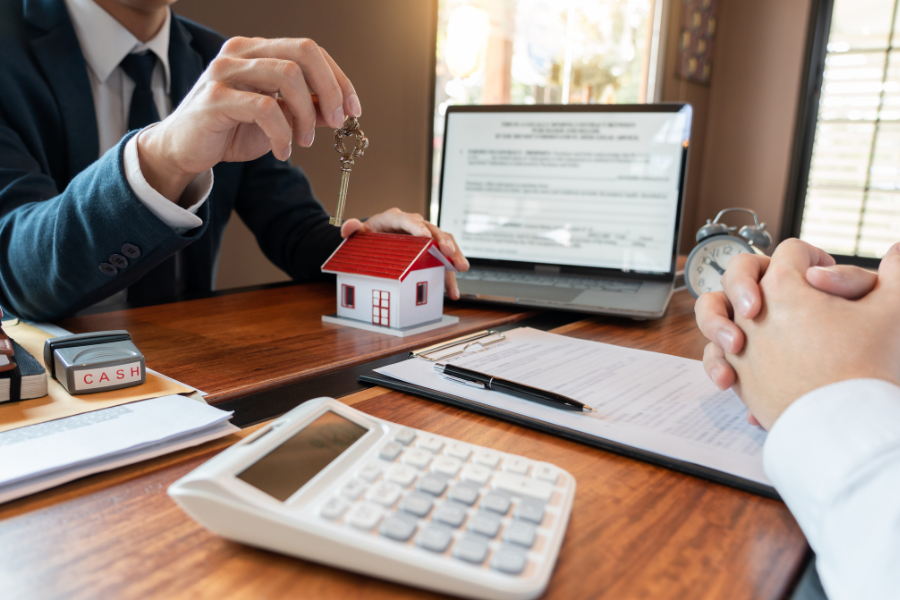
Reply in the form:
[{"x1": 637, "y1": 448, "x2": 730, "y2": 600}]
[{"x1": 686, "y1": 236, "x2": 754, "y2": 298}]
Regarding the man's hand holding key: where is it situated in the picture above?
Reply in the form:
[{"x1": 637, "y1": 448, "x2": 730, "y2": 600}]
[
  {"x1": 137, "y1": 36, "x2": 357, "y2": 203},
  {"x1": 133, "y1": 35, "x2": 469, "y2": 297}
]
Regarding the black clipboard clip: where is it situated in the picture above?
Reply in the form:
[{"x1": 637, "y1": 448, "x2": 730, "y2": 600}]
[{"x1": 408, "y1": 330, "x2": 506, "y2": 362}]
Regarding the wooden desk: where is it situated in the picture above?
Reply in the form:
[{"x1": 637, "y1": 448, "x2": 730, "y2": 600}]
[
  {"x1": 0, "y1": 288, "x2": 809, "y2": 600},
  {"x1": 58, "y1": 283, "x2": 535, "y2": 403}
]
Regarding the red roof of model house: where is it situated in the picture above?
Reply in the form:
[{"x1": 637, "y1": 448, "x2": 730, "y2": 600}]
[{"x1": 321, "y1": 232, "x2": 451, "y2": 280}]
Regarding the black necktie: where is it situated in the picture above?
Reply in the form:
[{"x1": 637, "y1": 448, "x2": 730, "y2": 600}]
[{"x1": 120, "y1": 52, "x2": 178, "y2": 304}]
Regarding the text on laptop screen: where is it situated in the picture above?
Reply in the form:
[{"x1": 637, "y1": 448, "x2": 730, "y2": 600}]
[{"x1": 438, "y1": 108, "x2": 691, "y2": 274}]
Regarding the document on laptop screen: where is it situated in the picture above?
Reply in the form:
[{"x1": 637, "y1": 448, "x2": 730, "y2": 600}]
[{"x1": 438, "y1": 108, "x2": 691, "y2": 274}]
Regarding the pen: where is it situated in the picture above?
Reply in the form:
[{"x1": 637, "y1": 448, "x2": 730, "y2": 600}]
[{"x1": 434, "y1": 363, "x2": 596, "y2": 413}]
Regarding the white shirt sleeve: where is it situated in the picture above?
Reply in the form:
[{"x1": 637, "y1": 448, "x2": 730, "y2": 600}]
[
  {"x1": 763, "y1": 378, "x2": 900, "y2": 600},
  {"x1": 123, "y1": 126, "x2": 213, "y2": 236}
]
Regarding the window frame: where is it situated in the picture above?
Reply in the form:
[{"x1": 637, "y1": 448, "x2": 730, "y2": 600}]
[
  {"x1": 781, "y1": 0, "x2": 884, "y2": 268},
  {"x1": 341, "y1": 284, "x2": 355, "y2": 308},
  {"x1": 416, "y1": 281, "x2": 428, "y2": 306}
]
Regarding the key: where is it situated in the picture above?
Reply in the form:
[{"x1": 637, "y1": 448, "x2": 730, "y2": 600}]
[
  {"x1": 432, "y1": 502, "x2": 468, "y2": 528},
  {"x1": 473, "y1": 449, "x2": 500, "y2": 468},
  {"x1": 503, "y1": 521, "x2": 536, "y2": 548},
  {"x1": 481, "y1": 492, "x2": 511, "y2": 515},
  {"x1": 329, "y1": 117, "x2": 368, "y2": 227},
  {"x1": 319, "y1": 497, "x2": 349, "y2": 520},
  {"x1": 492, "y1": 471, "x2": 553, "y2": 501},
  {"x1": 366, "y1": 481, "x2": 402, "y2": 507},
  {"x1": 447, "y1": 483, "x2": 479, "y2": 506},
  {"x1": 453, "y1": 535, "x2": 489, "y2": 564},
  {"x1": 514, "y1": 498, "x2": 545, "y2": 524},
  {"x1": 380, "y1": 514, "x2": 417, "y2": 541},
  {"x1": 399, "y1": 493, "x2": 434, "y2": 517},
  {"x1": 346, "y1": 502, "x2": 383, "y2": 530},
  {"x1": 431, "y1": 456, "x2": 462, "y2": 477},
  {"x1": 491, "y1": 546, "x2": 528, "y2": 574},
  {"x1": 467, "y1": 511, "x2": 502, "y2": 538},
  {"x1": 416, "y1": 525, "x2": 453, "y2": 553}
]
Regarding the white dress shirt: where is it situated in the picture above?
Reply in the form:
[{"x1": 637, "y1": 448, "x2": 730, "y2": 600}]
[
  {"x1": 764, "y1": 378, "x2": 900, "y2": 600},
  {"x1": 63, "y1": 0, "x2": 212, "y2": 234}
]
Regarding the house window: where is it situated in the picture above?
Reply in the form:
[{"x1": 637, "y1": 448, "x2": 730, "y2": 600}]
[
  {"x1": 416, "y1": 282, "x2": 428, "y2": 305},
  {"x1": 341, "y1": 284, "x2": 355, "y2": 308}
]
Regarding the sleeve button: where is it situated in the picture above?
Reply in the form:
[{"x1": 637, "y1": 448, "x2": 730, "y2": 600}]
[
  {"x1": 109, "y1": 254, "x2": 128, "y2": 268},
  {"x1": 99, "y1": 263, "x2": 118, "y2": 276},
  {"x1": 121, "y1": 243, "x2": 141, "y2": 259}
]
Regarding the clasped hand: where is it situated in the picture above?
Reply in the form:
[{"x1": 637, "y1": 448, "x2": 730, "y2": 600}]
[{"x1": 695, "y1": 239, "x2": 900, "y2": 430}]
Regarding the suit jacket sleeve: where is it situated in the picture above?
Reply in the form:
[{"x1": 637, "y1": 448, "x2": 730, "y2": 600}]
[
  {"x1": 0, "y1": 121, "x2": 208, "y2": 321},
  {"x1": 233, "y1": 151, "x2": 344, "y2": 282}
]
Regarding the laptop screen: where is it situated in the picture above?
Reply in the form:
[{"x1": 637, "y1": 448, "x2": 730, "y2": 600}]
[{"x1": 437, "y1": 105, "x2": 691, "y2": 275}]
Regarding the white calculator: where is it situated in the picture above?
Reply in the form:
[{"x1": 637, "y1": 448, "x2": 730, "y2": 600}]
[{"x1": 168, "y1": 398, "x2": 576, "y2": 600}]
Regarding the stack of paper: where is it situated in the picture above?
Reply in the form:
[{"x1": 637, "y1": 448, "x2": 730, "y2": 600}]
[{"x1": 0, "y1": 394, "x2": 238, "y2": 503}]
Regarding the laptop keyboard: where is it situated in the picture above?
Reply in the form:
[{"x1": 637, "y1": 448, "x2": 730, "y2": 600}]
[{"x1": 456, "y1": 270, "x2": 642, "y2": 294}]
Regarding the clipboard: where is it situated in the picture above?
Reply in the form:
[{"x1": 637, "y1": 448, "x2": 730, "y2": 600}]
[{"x1": 359, "y1": 331, "x2": 780, "y2": 501}]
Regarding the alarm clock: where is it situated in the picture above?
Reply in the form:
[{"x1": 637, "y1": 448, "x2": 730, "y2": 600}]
[{"x1": 685, "y1": 208, "x2": 771, "y2": 298}]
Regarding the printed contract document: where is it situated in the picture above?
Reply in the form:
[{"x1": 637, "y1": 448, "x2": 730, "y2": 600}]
[{"x1": 377, "y1": 328, "x2": 769, "y2": 485}]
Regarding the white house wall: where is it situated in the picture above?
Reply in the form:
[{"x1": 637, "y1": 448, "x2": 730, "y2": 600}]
[
  {"x1": 397, "y1": 266, "x2": 444, "y2": 328},
  {"x1": 335, "y1": 275, "x2": 401, "y2": 327}
]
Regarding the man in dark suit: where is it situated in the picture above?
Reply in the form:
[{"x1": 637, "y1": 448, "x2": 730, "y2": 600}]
[{"x1": 0, "y1": 0, "x2": 468, "y2": 321}]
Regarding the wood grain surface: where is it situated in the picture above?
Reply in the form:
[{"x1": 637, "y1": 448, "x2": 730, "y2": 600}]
[
  {"x1": 0, "y1": 288, "x2": 809, "y2": 600},
  {"x1": 58, "y1": 283, "x2": 535, "y2": 403}
]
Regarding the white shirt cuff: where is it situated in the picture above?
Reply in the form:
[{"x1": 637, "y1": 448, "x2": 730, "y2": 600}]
[
  {"x1": 124, "y1": 126, "x2": 212, "y2": 236},
  {"x1": 763, "y1": 378, "x2": 900, "y2": 600}
]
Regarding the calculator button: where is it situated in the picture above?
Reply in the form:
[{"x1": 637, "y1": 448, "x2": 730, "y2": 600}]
[
  {"x1": 394, "y1": 428, "x2": 416, "y2": 445},
  {"x1": 453, "y1": 535, "x2": 489, "y2": 564},
  {"x1": 401, "y1": 448, "x2": 434, "y2": 469},
  {"x1": 380, "y1": 514, "x2": 417, "y2": 542},
  {"x1": 502, "y1": 457, "x2": 531, "y2": 475},
  {"x1": 447, "y1": 483, "x2": 479, "y2": 506},
  {"x1": 379, "y1": 441, "x2": 403, "y2": 461},
  {"x1": 473, "y1": 449, "x2": 500, "y2": 468},
  {"x1": 445, "y1": 442, "x2": 471, "y2": 460},
  {"x1": 460, "y1": 464, "x2": 493, "y2": 486},
  {"x1": 514, "y1": 499, "x2": 545, "y2": 525},
  {"x1": 532, "y1": 463, "x2": 559, "y2": 484},
  {"x1": 320, "y1": 497, "x2": 349, "y2": 520},
  {"x1": 346, "y1": 502, "x2": 383, "y2": 530},
  {"x1": 399, "y1": 493, "x2": 434, "y2": 517},
  {"x1": 481, "y1": 492, "x2": 511, "y2": 515},
  {"x1": 491, "y1": 546, "x2": 527, "y2": 575},
  {"x1": 366, "y1": 481, "x2": 402, "y2": 507},
  {"x1": 432, "y1": 502, "x2": 468, "y2": 528},
  {"x1": 503, "y1": 521, "x2": 536, "y2": 548},
  {"x1": 385, "y1": 464, "x2": 417, "y2": 487},
  {"x1": 339, "y1": 478, "x2": 367, "y2": 500},
  {"x1": 416, "y1": 473, "x2": 448, "y2": 496},
  {"x1": 467, "y1": 511, "x2": 502, "y2": 538},
  {"x1": 431, "y1": 456, "x2": 462, "y2": 477},
  {"x1": 357, "y1": 462, "x2": 383, "y2": 482},
  {"x1": 416, "y1": 525, "x2": 453, "y2": 553},
  {"x1": 416, "y1": 434, "x2": 444, "y2": 453},
  {"x1": 492, "y1": 472, "x2": 553, "y2": 501}
]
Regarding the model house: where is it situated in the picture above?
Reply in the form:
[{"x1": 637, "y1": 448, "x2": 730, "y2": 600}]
[{"x1": 321, "y1": 232, "x2": 455, "y2": 330}]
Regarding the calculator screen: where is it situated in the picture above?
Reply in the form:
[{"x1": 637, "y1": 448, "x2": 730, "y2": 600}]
[{"x1": 237, "y1": 411, "x2": 368, "y2": 501}]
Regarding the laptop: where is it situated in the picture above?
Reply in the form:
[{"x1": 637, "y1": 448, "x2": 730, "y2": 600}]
[{"x1": 436, "y1": 104, "x2": 692, "y2": 319}]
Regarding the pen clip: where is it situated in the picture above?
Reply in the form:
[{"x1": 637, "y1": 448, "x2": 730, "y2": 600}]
[{"x1": 441, "y1": 374, "x2": 486, "y2": 389}]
